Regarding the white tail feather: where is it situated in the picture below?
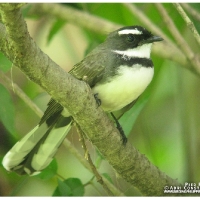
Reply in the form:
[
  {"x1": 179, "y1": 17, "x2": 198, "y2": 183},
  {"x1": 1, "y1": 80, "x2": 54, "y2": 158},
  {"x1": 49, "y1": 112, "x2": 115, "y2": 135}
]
[
  {"x1": 2, "y1": 121, "x2": 72, "y2": 175},
  {"x1": 31, "y1": 124, "x2": 71, "y2": 171},
  {"x1": 2, "y1": 124, "x2": 47, "y2": 171}
]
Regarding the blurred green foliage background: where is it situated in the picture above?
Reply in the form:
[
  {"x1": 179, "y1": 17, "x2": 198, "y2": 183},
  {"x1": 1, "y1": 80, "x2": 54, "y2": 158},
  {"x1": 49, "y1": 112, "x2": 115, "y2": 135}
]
[{"x1": 0, "y1": 3, "x2": 200, "y2": 196}]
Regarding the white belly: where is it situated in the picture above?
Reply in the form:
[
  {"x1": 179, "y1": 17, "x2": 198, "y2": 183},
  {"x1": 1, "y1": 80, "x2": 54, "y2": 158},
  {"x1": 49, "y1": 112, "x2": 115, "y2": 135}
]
[{"x1": 92, "y1": 65, "x2": 154, "y2": 112}]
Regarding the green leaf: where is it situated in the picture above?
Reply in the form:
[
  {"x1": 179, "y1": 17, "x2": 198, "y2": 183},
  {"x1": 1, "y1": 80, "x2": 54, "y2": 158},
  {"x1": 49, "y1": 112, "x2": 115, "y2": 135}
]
[
  {"x1": 0, "y1": 84, "x2": 16, "y2": 135},
  {"x1": 57, "y1": 179, "x2": 72, "y2": 196},
  {"x1": 119, "y1": 94, "x2": 150, "y2": 137},
  {"x1": 22, "y1": 4, "x2": 32, "y2": 18},
  {"x1": 47, "y1": 19, "x2": 66, "y2": 44},
  {"x1": 22, "y1": 4, "x2": 41, "y2": 20},
  {"x1": 0, "y1": 53, "x2": 12, "y2": 72},
  {"x1": 35, "y1": 159, "x2": 58, "y2": 180},
  {"x1": 64, "y1": 178, "x2": 84, "y2": 196},
  {"x1": 53, "y1": 178, "x2": 84, "y2": 196}
]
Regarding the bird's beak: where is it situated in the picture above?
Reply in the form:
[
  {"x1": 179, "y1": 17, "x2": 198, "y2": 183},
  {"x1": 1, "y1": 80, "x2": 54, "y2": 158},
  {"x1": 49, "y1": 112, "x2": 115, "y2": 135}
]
[{"x1": 139, "y1": 35, "x2": 163, "y2": 45}]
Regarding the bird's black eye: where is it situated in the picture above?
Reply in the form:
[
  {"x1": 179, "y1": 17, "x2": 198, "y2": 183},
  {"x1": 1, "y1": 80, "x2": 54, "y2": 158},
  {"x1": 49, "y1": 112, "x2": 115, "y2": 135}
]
[{"x1": 126, "y1": 34, "x2": 135, "y2": 42}]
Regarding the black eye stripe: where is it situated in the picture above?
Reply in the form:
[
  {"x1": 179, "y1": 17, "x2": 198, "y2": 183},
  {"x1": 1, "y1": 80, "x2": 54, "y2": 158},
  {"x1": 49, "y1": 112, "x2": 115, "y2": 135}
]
[{"x1": 126, "y1": 34, "x2": 135, "y2": 42}]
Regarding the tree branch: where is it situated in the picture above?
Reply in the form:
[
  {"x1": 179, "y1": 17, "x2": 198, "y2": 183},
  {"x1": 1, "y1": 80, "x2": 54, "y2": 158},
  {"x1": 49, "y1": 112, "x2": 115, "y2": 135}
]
[
  {"x1": 28, "y1": 3, "x2": 122, "y2": 35},
  {"x1": 0, "y1": 70, "x2": 43, "y2": 117},
  {"x1": 181, "y1": 3, "x2": 200, "y2": 22},
  {"x1": 28, "y1": 3, "x2": 200, "y2": 77},
  {"x1": 155, "y1": 3, "x2": 200, "y2": 75},
  {"x1": 0, "y1": 3, "x2": 183, "y2": 196},
  {"x1": 173, "y1": 3, "x2": 200, "y2": 47}
]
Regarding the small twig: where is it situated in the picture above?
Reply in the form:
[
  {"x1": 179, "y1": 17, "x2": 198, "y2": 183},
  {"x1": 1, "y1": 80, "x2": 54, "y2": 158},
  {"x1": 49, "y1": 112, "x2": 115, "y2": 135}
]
[
  {"x1": 84, "y1": 177, "x2": 102, "y2": 195},
  {"x1": 181, "y1": 3, "x2": 200, "y2": 22},
  {"x1": 63, "y1": 139, "x2": 124, "y2": 196},
  {"x1": 28, "y1": 3, "x2": 121, "y2": 35},
  {"x1": 0, "y1": 70, "x2": 43, "y2": 117},
  {"x1": 174, "y1": 3, "x2": 200, "y2": 47},
  {"x1": 83, "y1": 176, "x2": 95, "y2": 187},
  {"x1": 75, "y1": 122, "x2": 114, "y2": 196},
  {"x1": 56, "y1": 173, "x2": 66, "y2": 181},
  {"x1": 155, "y1": 3, "x2": 200, "y2": 74},
  {"x1": 84, "y1": 176, "x2": 105, "y2": 195}
]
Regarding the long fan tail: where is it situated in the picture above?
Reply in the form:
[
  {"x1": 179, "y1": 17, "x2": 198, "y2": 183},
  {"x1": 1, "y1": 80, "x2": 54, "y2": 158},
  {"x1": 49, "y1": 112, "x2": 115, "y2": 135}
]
[{"x1": 2, "y1": 116, "x2": 72, "y2": 175}]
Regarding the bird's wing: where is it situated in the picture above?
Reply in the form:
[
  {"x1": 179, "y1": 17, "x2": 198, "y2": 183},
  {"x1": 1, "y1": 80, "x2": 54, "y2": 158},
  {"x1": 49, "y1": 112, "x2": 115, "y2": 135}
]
[{"x1": 69, "y1": 46, "x2": 107, "y2": 87}]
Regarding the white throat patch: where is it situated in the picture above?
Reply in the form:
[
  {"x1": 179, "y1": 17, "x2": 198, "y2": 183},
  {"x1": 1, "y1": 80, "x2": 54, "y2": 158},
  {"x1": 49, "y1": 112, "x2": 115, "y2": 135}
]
[{"x1": 112, "y1": 43, "x2": 152, "y2": 59}]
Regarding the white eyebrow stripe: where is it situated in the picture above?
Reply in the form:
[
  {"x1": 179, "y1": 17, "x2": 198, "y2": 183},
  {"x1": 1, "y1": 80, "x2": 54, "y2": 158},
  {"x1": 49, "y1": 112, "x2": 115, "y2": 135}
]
[{"x1": 118, "y1": 29, "x2": 142, "y2": 35}]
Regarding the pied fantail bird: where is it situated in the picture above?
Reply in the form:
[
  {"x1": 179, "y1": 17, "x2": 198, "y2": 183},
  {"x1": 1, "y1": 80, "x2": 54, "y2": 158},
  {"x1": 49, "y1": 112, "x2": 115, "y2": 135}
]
[{"x1": 2, "y1": 25, "x2": 163, "y2": 175}]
